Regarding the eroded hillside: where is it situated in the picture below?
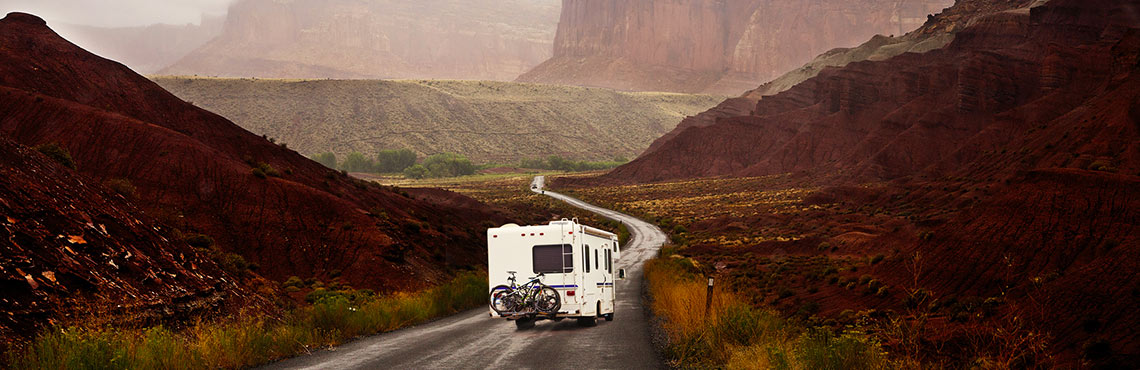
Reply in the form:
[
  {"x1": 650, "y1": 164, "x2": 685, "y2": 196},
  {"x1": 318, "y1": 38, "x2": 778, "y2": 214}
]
[
  {"x1": 0, "y1": 12, "x2": 508, "y2": 306},
  {"x1": 152, "y1": 77, "x2": 723, "y2": 163}
]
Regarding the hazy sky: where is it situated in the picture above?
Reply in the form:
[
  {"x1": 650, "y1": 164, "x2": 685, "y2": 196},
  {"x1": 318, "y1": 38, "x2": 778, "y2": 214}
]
[{"x1": 1, "y1": 0, "x2": 234, "y2": 28}]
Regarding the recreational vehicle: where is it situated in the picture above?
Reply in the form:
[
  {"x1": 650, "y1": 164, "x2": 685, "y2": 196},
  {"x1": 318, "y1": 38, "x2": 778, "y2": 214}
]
[{"x1": 487, "y1": 219, "x2": 625, "y2": 328}]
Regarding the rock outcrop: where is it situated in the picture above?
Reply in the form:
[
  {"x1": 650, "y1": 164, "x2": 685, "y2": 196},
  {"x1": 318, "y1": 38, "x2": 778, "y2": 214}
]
[
  {"x1": 160, "y1": 0, "x2": 560, "y2": 80},
  {"x1": 0, "y1": 135, "x2": 259, "y2": 340},
  {"x1": 641, "y1": 0, "x2": 1037, "y2": 155},
  {"x1": 517, "y1": 0, "x2": 953, "y2": 94},
  {"x1": 607, "y1": 0, "x2": 1138, "y2": 184}
]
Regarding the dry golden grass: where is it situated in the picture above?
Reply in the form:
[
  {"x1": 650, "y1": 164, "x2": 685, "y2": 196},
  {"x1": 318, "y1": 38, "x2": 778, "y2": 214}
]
[{"x1": 645, "y1": 257, "x2": 891, "y2": 369}]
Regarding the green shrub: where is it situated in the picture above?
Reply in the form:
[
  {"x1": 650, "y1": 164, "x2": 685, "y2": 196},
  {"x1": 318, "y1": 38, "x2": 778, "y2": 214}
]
[
  {"x1": 254, "y1": 162, "x2": 280, "y2": 178},
  {"x1": 403, "y1": 164, "x2": 428, "y2": 179},
  {"x1": 376, "y1": 149, "x2": 417, "y2": 173},
  {"x1": 282, "y1": 276, "x2": 304, "y2": 289},
  {"x1": 105, "y1": 178, "x2": 137, "y2": 200},
  {"x1": 796, "y1": 328, "x2": 887, "y2": 370},
  {"x1": 184, "y1": 234, "x2": 214, "y2": 250},
  {"x1": 221, "y1": 253, "x2": 250, "y2": 276},
  {"x1": 422, "y1": 153, "x2": 476, "y2": 178},
  {"x1": 34, "y1": 143, "x2": 76, "y2": 169}
]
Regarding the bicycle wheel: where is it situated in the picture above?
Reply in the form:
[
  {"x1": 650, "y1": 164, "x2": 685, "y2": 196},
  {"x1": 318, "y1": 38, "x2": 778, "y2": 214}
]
[
  {"x1": 490, "y1": 285, "x2": 514, "y2": 315},
  {"x1": 534, "y1": 286, "x2": 561, "y2": 314}
]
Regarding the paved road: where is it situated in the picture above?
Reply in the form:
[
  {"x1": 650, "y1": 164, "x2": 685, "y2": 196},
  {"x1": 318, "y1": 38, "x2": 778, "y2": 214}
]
[{"x1": 263, "y1": 176, "x2": 667, "y2": 369}]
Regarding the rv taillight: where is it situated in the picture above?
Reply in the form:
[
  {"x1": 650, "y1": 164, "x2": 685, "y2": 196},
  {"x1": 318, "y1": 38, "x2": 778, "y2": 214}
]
[
  {"x1": 568, "y1": 231, "x2": 573, "y2": 235},
  {"x1": 567, "y1": 290, "x2": 575, "y2": 296},
  {"x1": 540, "y1": 233, "x2": 544, "y2": 236},
  {"x1": 493, "y1": 235, "x2": 497, "y2": 238}
]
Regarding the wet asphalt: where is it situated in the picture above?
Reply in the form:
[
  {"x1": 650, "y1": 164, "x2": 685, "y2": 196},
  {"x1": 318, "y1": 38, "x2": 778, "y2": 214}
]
[{"x1": 261, "y1": 176, "x2": 667, "y2": 370}]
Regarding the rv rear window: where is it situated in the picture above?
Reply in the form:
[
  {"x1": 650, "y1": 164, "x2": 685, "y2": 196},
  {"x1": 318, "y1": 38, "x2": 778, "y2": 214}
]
[{"x1": 532, "y1": 244, "x2": 573, "y2": 274}]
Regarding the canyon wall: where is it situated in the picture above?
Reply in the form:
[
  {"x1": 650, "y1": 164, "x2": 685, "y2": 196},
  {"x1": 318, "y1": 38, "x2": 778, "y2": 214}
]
[
  {"x1": 160, "y1": 0, "x2": 560, "y2": 80},
  {"x1": 517, "y1": 0, "x2": 952, "y2": 94},
  {"x1": 52, "y1": 17, "x2": 223, "y2": 74}
]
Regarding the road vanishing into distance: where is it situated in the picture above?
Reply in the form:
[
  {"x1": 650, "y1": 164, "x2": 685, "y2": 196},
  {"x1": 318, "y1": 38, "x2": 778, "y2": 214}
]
[{"x1": 264, "y1": 176, "x2": 667, "y2": 369}]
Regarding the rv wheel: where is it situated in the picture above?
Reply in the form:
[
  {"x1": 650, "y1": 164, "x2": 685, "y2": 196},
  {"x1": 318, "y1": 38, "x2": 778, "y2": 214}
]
[{"x1": 604, "y1": 313, "x2": 614, "y2": 321}]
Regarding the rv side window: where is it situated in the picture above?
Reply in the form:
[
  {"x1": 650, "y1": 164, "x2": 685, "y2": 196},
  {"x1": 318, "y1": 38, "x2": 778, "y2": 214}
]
[
  {"x1": 584, "y1": 245, "x2": 591, "y2": 273},
  {"x1": 533, "y1": 244, "x2": 573, "y2": 274},
  {"x1": 595, "y1": 249, "x2": 599, "y2": 270},
  {"x1": 606, "y1": 249, "x2": 612, "y2": 273}
]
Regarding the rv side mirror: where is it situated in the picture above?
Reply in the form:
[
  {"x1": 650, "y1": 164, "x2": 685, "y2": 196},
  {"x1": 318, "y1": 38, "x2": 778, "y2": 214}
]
[{"x1": 618, "y1": 269, "x2": 626, "y2": 280}]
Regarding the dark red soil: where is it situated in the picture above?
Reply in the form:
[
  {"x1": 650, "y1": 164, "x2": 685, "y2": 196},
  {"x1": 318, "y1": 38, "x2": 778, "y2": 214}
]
[
  {"x1": 562, "y1": 0, "x2": 1140, "y2": 366},
  {"x1": 0, "y1": 11, "x2": 509, "y2": 325}
]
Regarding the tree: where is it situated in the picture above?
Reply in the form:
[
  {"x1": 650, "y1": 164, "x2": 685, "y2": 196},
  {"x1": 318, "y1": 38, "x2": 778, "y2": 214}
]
[
  {"x1": 422, "y1": 153, "x2": 476, "y2": 178},
  {"x1": 340, "y1": 152, "x2": 376, "y2": 173},
  {"x1": 309, "y1": 152, "x2": 337, "y2": 169},
  {"x1": 403, "y1": 164, "x2": 428, "y2": 179},
  {"x1": 377, "y1": 149, "x2": 417, "y2": 173}
]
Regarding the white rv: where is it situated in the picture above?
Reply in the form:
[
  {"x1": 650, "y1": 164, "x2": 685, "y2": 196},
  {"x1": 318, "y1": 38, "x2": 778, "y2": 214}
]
[{"x1": 487, "y1": 219, "x2": 625, "y2": 328}]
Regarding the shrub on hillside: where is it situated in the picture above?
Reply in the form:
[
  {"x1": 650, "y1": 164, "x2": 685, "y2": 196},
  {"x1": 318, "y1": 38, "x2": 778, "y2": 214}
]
[
  {"x1": 105, "y1": 178, "x2": 137, "y2": 200},
  {"x1": 34, "y1": 143, "x2": 76, "y2": 170},
  {"x1": 184, "y1": 234, "x2": 214, "y2": 250},
  {"x1": 252, "y1": 162, "x2": 280, "y2": 178},
  {"x1": 377, "y1": 149, "x2": 417, "y2": 173}
]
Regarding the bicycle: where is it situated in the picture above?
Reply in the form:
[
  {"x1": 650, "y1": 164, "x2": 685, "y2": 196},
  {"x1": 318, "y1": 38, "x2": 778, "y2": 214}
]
[{"x1": 490, "y1": 271, "x2": 560, "y2": 317}]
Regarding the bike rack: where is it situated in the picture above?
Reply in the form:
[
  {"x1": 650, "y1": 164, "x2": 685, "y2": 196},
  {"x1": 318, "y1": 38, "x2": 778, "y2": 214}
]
[{"x1": 499, "y1": 312, "x2": 557, "y2": 320}]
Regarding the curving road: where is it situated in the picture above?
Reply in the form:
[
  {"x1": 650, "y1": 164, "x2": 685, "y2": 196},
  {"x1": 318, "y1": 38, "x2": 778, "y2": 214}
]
[{"x1": 263, "y1": 176, "x2": 667, "y2": 369}]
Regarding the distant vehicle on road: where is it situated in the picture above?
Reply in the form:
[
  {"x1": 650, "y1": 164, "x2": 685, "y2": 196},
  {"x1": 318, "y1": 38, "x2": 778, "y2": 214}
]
[{"x1": 487, "y1": 219, "x2": 625, "y2": 329}]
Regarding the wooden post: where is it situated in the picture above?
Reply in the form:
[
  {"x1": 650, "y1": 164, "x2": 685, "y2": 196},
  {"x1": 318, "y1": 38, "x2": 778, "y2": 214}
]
[{"x1": 705, "y1": 277, "x2": 714, "y2": 318}]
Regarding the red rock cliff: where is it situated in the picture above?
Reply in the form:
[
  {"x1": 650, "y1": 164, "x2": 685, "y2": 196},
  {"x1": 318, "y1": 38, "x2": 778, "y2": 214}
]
[
  {"x1": 160, "y1": 0, "x2": 560, "y2": 80},
  {"x1": 517, "y1": 0, "x2": 952, "y2": 94}
]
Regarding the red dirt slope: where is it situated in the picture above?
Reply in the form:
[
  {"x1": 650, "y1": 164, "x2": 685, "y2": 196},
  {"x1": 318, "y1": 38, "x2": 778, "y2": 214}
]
[
  {"x1": 0, "y1": 12, "x2": 508, "y2": 293},
  {"x1": 0, "y1": 136, "x2": 262, "y2": 342}
]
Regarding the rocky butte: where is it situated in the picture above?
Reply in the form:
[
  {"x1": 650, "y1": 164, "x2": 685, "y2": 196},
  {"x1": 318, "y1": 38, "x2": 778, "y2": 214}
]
[
  {"x1": 161, "y1": 0, "x2": 560, "y2": 80},
  {"x1": 517, "y1": 0, "x2": 953, "y2": 95}
]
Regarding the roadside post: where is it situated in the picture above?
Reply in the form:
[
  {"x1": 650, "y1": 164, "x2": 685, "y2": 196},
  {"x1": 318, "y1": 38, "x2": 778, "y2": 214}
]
[{"x1": 705, "y1": 277, "x2": 714, "y2": 318}]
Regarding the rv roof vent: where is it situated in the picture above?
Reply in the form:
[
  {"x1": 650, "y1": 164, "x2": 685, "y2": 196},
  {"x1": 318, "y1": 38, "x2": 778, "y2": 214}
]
[
  {"x1": 500, "y1": 223, "x2": 520, "y2": 228},
  {"x1": 549, "y1": 220, "x2": 571, "y2": 225}
]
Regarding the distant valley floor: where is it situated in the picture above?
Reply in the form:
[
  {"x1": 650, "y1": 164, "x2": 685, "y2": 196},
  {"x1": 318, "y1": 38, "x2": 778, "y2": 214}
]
[{"x1": 152, "y1": 77, "x2": 724, "y2": 163}]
